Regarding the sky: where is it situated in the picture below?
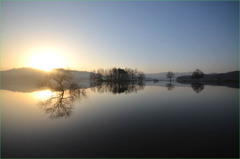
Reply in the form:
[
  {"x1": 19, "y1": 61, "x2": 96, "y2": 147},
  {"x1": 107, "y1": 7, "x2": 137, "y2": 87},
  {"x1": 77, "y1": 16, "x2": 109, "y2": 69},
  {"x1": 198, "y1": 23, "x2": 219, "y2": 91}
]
[{"x1": 1, "y1": 1, "x2": 239, "y2": 73}]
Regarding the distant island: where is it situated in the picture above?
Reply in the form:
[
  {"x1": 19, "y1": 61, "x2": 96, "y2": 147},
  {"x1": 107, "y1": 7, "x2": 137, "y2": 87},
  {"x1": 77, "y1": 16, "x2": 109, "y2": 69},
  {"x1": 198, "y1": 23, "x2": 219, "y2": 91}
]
[{"x1": 176, "y1": 71, "x2": 239, "y2": 88}]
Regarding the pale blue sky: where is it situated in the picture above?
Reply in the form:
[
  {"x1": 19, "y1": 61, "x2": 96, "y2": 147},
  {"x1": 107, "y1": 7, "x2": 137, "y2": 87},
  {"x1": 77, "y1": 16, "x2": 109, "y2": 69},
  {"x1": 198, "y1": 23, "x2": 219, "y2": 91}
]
[{"x1": 1, "y1": 1, "x2": 239, "y2": 73}]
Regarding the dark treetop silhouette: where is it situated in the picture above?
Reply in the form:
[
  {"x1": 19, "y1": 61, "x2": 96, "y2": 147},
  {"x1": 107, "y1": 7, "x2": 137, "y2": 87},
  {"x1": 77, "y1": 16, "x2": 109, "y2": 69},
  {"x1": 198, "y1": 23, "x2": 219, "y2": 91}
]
[
  {"x1": 90, "y1": 67, "x2": 145, "y2": 84},
  {"x1": 166, "y1": 71, "x2": 175, "y2": 83},
  {"x1": 192, "y1": 69, "x2": 204, "y2": 83}
]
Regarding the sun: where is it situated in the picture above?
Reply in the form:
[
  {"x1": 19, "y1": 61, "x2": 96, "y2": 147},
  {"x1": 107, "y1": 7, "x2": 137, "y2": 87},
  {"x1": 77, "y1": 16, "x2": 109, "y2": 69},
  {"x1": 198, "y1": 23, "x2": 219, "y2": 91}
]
[{"x1": 29, "y1": 51, "x2": 67, "y2": 71}]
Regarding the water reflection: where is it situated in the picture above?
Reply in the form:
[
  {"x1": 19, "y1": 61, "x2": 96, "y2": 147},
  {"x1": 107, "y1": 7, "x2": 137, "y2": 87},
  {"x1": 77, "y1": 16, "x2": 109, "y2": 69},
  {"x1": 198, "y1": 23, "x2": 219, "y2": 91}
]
[
  {"x1": 166, "y1": 83, "x2": 175, "y2": 91},
  {"x1": 2, "y1": 82, "x2": 239, "y2": 158},
  {"x1": 39, "y1": 89, "x2": 86, "y2": 119},
  {"x1": 34, "y1": 90, "x2": 57, "y2": 100},
  {"x1": 191, "y1": 83, "x2": 204, "y2": 93},
  {"x1": 90, "y1": 82, "x2": 145, "y2": 94}
]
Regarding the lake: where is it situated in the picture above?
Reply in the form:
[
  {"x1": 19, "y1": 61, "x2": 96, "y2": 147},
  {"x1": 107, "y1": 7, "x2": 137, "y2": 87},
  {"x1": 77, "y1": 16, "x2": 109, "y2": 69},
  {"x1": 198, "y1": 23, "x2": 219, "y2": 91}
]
[{"x1": 1, "y1": 82, "x2": 239, "y2": 158}]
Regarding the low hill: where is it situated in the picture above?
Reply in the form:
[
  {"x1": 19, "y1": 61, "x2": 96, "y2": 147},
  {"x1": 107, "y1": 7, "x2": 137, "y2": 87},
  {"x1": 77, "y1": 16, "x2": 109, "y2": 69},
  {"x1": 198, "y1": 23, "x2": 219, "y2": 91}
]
[
  {"x1": 1, "y1": 68, "x2": 91, "y2": 92},
  {"x1": 1, "y1": 68, "x2": 46, "y2": 92}
]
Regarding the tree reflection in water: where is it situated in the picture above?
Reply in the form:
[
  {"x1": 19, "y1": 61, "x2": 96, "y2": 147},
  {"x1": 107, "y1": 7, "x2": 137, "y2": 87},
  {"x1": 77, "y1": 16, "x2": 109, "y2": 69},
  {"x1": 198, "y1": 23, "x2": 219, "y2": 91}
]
[
  {"x1": 39, "y1": 89, "x2": 86, "y2": 119},
  {"x1": 90, "y1": 82, "x2": 145, "y2": 95},
  {"x1": 191, "y1": 83, "x2": 204, "y2": 93},
  {"x1": 166, "y1": 83, "x2": 175, "y2": 91}
]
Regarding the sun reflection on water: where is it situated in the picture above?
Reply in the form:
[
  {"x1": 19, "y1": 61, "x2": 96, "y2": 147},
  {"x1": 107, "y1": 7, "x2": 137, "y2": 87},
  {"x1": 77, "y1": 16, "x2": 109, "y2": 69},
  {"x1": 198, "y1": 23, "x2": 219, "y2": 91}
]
[{"x1": 32, "y1": 90, "x2": 56, "y2": 100}]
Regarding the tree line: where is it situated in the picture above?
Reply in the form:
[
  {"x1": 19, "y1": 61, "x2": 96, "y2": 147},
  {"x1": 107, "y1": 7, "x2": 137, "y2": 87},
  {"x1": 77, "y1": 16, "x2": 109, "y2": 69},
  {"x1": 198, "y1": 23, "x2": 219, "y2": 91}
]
[{"x1": 90, "y1": 67, "x2": 145, "y2": 83}]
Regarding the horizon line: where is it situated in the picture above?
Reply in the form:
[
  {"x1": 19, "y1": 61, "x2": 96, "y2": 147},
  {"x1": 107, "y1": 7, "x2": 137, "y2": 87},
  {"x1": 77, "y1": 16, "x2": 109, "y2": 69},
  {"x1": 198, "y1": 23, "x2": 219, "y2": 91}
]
[{"x1": 1, "y1": 67, "x2": 239, "y2": 74}]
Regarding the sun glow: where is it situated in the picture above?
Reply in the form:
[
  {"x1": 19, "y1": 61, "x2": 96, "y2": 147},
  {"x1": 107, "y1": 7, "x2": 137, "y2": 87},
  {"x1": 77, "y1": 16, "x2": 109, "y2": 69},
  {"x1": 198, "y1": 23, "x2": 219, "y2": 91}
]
[
  {"x1": 33, "y1": 90, "x2": 56, "y2": 100},
  {"x1": 29, "y1": 50, "x2": 67, "y2": 71}
]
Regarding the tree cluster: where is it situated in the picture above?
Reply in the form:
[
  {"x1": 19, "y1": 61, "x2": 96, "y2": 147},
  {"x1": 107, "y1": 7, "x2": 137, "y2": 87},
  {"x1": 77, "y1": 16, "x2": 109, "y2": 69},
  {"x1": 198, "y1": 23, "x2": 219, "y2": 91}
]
[
  {"x1": 192, "y1": 69, "x2": 204, "y2": 82},
  {"x1": 90, "y1": 67, "x2": 145, "y2": 83}
]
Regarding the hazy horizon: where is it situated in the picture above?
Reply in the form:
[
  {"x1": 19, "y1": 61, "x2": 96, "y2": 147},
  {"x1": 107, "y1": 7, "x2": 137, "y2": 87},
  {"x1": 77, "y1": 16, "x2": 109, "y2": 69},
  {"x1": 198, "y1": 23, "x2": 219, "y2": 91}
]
[
  {"x1": 1, "y1": 1, "x2": 239, "y2": 74},
  {"x1": 1, "y1": 66, "x2": 239, "y2": 75}
]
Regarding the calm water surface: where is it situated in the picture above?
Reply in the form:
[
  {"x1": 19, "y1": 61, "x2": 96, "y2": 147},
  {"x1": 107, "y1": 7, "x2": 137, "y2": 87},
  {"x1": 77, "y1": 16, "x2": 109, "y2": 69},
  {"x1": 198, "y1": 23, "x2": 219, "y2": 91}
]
[{"x1": 1, "y1": 82, "x2": 239, "y2": 157}]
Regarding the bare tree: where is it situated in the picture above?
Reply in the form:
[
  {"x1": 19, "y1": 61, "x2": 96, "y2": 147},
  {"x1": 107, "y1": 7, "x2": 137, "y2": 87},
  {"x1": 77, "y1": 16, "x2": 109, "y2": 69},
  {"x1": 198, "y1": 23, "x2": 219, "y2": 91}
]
[
  {"x1": 192, "y1": 69, "x2": 204, "y2": 83},
  {"x1": 40, "y1": 69, "x2": 76, "y2": 91},
  {"x1": 166, "y1": 71, "x2": 175, "y2": 83},
  {"x1": 38, "y1": 68, "x2": 86, "y2": 119}
]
